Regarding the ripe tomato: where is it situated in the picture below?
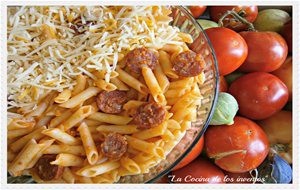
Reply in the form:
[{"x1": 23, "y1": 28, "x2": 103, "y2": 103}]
[
  {"x1": 257, "y1": 111, "x2": 292, "y2": 145},
  {"x1": 281, "y1": 19, "x2": 292, "y2": 53},
  {"x1": 238, "y1": 31, "x2": 288, "y2": 72},
  {"x1": 173, "y1": 136, "x2": 204, "y2": 171},
  {"x1": 219, "y1": 76, "x2": 228, "y2": 92},
  {"x1": 171, "y1": 158, "x2": 225, "y2": 184},
  {"x1": 272, "y1": 56, "x2": 292, "y2": 101},
  {"x1": 210, "y1": 6, "x2": 258, "y2": 31},
  {"x1": 205, "y1": 116, "x2": 269, "y2": 173},
  {"x1": 188, "y1": 6, "x2": 207, "y2": 18},
  {"x1": 205, "y1": 27, "x2": 248, "y2": 76},
  {"x1": 228, "y1": 72, "x2": 288, "y2": 120}
]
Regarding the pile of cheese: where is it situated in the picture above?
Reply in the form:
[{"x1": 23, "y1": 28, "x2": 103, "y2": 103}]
[{"x1": 7, "y1": 6, "x2": 184, "y2": 110}]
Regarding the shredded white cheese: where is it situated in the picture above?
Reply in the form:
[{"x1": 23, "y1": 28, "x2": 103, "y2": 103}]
[{"x1": 7, "y1": 6, "x2": 184, "y2": 109}]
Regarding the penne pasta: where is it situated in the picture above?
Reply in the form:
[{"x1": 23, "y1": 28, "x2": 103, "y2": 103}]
[
  {"x1": 72, "y1": 74, "x2": 87, "y2": 96},
  {"x1": 43, "y1": 144, "x2": 86, "y2": 156},
  {"x1": 132, "y1": 122, "x2": 167, "y2": 140},
  {"x1": 42, "y1": 128, "x2": 81, "y2": 145},
  {"x1": 59, "y1": 105, "x2": 96, "y2": 131},
  {"x1": 165, "y1": 87, "x2": 191, "y2": 99},
  {"x1": 51, "y1": 153, "x2": 84, "y2": 166},
  {"x1": 9, "y1": 126, "x2": 46, "y2": 152},
  {"x1": 8, "y1": 148, "x2": 16, "y2": 162},
  {"x1": 59, "y1": 87, "x2": 101, "y2": 108},
  {"x1": 35, "y1": 115, "x2": 53, "y2": 128},
  {"x1": 7, "y1": 118, "x2": 35, "y2": 130},
  {"x1": 110, "y1": 77, "x2": 129, "y2": 91},
  {"x1": 123, "y1": 100, "x2": 146, "y2": 116},
  {"x1": 180, "y1": 120, "x2": 192, "y2": 131},
  {"x1": 93, "y1": 70, "x2": 119, "y2": 79},
  {"x1": 142, "y1": 66, "x2": 166, "y2": 104},
  {"x1": 172, "y1": 106, "x2": 195, "y2": 123},
  {"x1": 169, "y1": 77, "x2": 194, "y2": 89},
  {"x1": 75, "y1": 175, "x2": 94, "y2": 183},
  {"x1": 88, "y1": 112, "x2": 132, "y2": 125},
  {"x1": 62, "y1": 167, "x2": 76, "y2": 183},
  {"x1": 153, "y1": 63, "x2": 170, "y2": 92},
  {"x1": 170, "y1": 92, "x2": 202, "y2": 113},
  {"x1": 78, "y1": 122, "x2": 98, "y2": 165},
  {"x1": 25, "y1": 102, "x2": 48, "y2": 118},
  {"x1": 45, "y1": 105, "x2": 66, "y2": 116},
  {"x1": 119, "y1": 157, "x2": 141, "y2": 175},
  {"x1": 6, "y1": 7, "x2": 208, "y2": 183},
  {"x1": 26, "y1": 139, "x2": 55, "y2": 169},
  {"x1": 116, "y1": 67, "x2": 148, "y2": 95},
  {"x1": 125, "y1": 136, "x2": 165, "y2": 159},
  {"x1": 8, "y1": 139, "x2": 44, "y2": 176},
  {"x1": 95, "y1": 79, "x2": 117, "y2": 92},
  {"x1": 166, "y1": 119, "x2": 181, "y2": 130},
  {"x1": 158, "y1": 50, "x2": 178, "y2": 79},
  {"x1": 54, "y1": 89, "x2": 72, "y2": 104},
  {"x1": 178, "y1": 32, "x2": 193, "y2": 43},
  {"x1": 8, "y1": 125, "x2": 35, "y2": 139},
  {"x1": 92, "y1": 175, "x2": 113, "y2": 183},
  {"x1": 48, "y1": 108, "x2": 74, "y2": 128},
  {"x1": 76, "y1": 161, "x2": 120, "y2": 177},
  {"x1": 97, "y1": 125, "x2": 139, "y2": 134},
  {"x1": 82, "y1": 119, "x2": 104, "y2": 127},
  {"x1": 161, "y1": 129, "x2": 175, "y2": 141},
  {"x1": 161, "y1": 44, "x2": 183, "y2": 54}
]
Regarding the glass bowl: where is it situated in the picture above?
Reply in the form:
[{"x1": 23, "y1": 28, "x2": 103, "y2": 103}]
[
  {"x1": 7, "y1": 5, "x2": 219, "y2": 184},
  {"x1": 118, "y1": 6, "x2": 219, "y2": 183}
]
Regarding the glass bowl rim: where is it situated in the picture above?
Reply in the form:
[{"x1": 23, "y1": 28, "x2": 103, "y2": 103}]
[{"x1": 146, "y1": 5, "x2": 220, "y2": 183}]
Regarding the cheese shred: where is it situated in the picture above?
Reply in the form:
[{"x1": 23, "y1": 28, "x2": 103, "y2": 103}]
[{"x1": 7, "y1": 6, "x2": 184, "y2": 109}]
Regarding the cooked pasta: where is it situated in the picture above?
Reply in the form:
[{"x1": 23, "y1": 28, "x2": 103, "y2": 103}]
[{"x1": 7, "y1": 5, "x2": 206, "y2": 183}]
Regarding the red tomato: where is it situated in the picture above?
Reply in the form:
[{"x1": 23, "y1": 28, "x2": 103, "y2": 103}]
[
  {"x1": 210, "y1": 6, "x2": 258, "y2": 31},
  {"x1": 272, "y1": 56, "x2": 292, "y2": 101},
  {"x1": 206, "y1": 27, "x2": 248, "y2": 76},
  {"x1": 188, "y1": 6, "x2": 207, "y2": 18},
  {"x1": 238, "y1": 31, "x2": 288, "y2": 72},
  {"x1": 219, "y1": 76, "x2": 228, "y2": 92},
  {"x1": 171, "y1": 158, "x2": 225, "y2": 183},
  {"x1": 228, "y1": 72, "x2": 289, "y2": 120},
  {"x1": 205, "y1": 116, "x2": 269, "y2": 173},
  {"x1": 173, "y1": 136, "x2": 204, "y2": 171},
  {"x1": 280, "y1": 19, "x2": 292, "y2": 53},
  {"x1": 223, "y1": 171, "x2": 253, "y2": 183}
]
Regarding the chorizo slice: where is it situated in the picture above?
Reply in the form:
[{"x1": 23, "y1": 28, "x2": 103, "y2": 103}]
[
  {"x1": 133, "y1": 102, "x2": 166, "y2": 130},
  {"x1": 172, "y1": 50, "x2": 205, "y2": 77},
  {"x1": 96, "y1": 90, "x2": 128, "y2": 114},
  {"x1": 34, "y1": 154, "x2": 64, "y2": 181},
  {"x1": 125, "y1": 47, "x2": 159, "y2": 74},
  {"x1": 101, "y1": 133, "x2": 128, "y2": 159}
]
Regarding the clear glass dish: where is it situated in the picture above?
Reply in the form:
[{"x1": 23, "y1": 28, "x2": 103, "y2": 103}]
[
  {"x1": 118, "y1": 6, "x2": 219, "y2": 183},
  {"x1": 7, "y1": 5, "x2": 219, "y2": 184}
]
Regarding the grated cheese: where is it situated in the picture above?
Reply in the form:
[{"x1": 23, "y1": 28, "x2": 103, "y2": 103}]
[{"x1": 7, "y1": 6, "x2": 185, "y2": 109}]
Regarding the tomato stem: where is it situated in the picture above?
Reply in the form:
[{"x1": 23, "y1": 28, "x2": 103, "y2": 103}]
[{"x1": 218, "y1": 10, "x2": 256, "y2": 31}]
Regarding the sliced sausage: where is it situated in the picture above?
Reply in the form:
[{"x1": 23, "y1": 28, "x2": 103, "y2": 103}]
[
  {"x1": 125, "y1": 47, "x2": 159, "y2": 74},
  {"x1": 172, "y1": 50, "x2": 205, "y2": 77},
  {"x1": 101, "y1": 133, "x2": 128, "y2": 159},
  {"x1": 96, "y1": 90, "x2": 128, "y2": 114},
  {"x1": 34, "y1": 154, "x2": 64, "y2": 181},
  {"x1": 133, "y1": 102, "x2": 166, "y2": 130}
]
